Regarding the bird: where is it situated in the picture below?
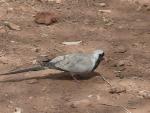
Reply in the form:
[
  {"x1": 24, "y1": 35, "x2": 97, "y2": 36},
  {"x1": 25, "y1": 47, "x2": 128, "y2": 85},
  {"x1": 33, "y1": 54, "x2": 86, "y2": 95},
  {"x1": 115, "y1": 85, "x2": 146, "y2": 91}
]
[{"x1": 0, "y1": 49, "x2": 105, "y2": 80}]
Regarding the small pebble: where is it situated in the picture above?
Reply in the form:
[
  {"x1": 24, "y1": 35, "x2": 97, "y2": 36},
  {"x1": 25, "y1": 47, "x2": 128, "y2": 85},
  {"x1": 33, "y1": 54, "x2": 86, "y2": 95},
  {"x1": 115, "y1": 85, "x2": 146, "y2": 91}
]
[
  {"x1": 88, "y1": 95, "x2": 93, "y2": 98},
  {"x1": 109, "y1": 86, "x2": 126, "y2": 94},
  {"x1": 14, "y1": 107, "x2": 22, "y2": 113},
  {"x1": 96, "y1": 95, "x2": 101, "y2": 100},
  {"x1": 29, "y1": 96, "x2": 33, "y2": 99},
  {"x1": 7, "y1": 104, "x2": 13, "y2": 108},
  {"x1": 118, "y1": 25, "x2": 123, "y2": 29},
  {"x1": 32, "y1": 59, "x2": 37, "y2": 64},
  {"x1": 114, "y1": 46, "x2": 127, "y2": 53},
  {"x1": 4, "y1": 21, "x2": 21, "y2": 31},
  {"x1": 116, "y1": 73, "x2": 125, "y2": 79},
  {"x1": 32, "y1": 48, "x2": 40, "y2": 52},
  {"x1": 55, "y1": 0, "x2": 62, "y2": 3},
  {"x1": 99, "y1": 9, "x2": 111, "y2": 13},
  {"x1": 7, "y1": 7, "x2": 14, "y2": 12},
  {"x1": 47, "y1": 0, "x2": 63, "y2": 3},
  {"x1": 26, "y1": 79, "x2": 38, "y2": 84},
  {"x1": 10, "y1": 40, "x2": 16, "y2": 43},
  {"x1": 99, "y1": 3, "x2": 106, "y2": 7},
  {"x1": 117, "y1": 60, "x2": 125, "y2": 66},
  {"x1": 69, "y1": 99, "x2": 92, "y2": 108},
  {"x1": 42, "y1": 87, "x2": 47, "y2": 91},
  {"x1": 138, "y1": 90, "x2": 150, "y2": 99},
  {"x1": 9, "y1": 100, "x2": 13, "y2": 104},
  {"x1": 4, "y1": 93, "x2": 8, "y2": 97},
  {"x1": 116, "y1": 66, "x2": 126, "y2": 71}
]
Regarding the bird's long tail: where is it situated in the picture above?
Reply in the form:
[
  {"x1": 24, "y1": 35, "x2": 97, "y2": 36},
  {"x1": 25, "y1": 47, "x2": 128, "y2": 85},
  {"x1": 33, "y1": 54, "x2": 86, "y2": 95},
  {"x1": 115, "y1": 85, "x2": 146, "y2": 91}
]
[{"x1": 0, "y1": 64, "x2": 46, "y2": 75}]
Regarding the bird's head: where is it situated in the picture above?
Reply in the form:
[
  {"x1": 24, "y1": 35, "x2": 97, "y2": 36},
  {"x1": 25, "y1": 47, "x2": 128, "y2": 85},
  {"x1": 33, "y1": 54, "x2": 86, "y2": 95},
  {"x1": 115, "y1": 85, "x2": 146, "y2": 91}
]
[
  {"x1": 94, "y1": 49, "x2": 104, "y2": 56},
  {"x1": 93, "y1": 49, "x2": 105, "y2": 61}
]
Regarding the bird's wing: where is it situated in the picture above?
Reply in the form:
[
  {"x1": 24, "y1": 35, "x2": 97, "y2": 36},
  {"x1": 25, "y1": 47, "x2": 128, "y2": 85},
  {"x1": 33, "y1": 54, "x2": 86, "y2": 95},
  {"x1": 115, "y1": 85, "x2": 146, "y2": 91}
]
[{"x1": 49, "y1": 53, "x2": 95, "y2": 73}]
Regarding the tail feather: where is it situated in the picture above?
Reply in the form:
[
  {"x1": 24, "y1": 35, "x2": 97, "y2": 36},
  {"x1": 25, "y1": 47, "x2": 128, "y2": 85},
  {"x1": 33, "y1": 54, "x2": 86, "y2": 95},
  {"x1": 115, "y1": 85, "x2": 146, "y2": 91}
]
[
  {"x1": 0, "y1": 58, "x2": 55, "y2": 76},
  {"x1": 0, "y1": 65, "x2": 45, "y2": 75}
]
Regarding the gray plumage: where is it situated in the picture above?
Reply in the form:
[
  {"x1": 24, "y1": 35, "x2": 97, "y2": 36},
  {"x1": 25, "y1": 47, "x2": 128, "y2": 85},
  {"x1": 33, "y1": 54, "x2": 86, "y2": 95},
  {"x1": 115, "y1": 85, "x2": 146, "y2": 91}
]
[{"x1": 0, "y1": 50, "x2": 104, "y2": 76}]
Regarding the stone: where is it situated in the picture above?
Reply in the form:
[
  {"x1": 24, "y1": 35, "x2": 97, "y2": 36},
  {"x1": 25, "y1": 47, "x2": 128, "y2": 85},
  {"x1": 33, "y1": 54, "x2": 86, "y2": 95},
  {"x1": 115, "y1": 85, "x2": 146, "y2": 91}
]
[
  {"x1": 138, "y1": 90, "x2": 150, "y2": 99},
  {"x1": 117, "y1": 60, "x2": 125, "y2": 66},
  {"x1": 4, "y1": 21, "x2": 21, "y2": 31},
  {"x1": 114, "y1": 46, "x2": 127, "y2": 53},
  {"x1": 99, "y1": 3, "x2": 106, "y2": 7},
  {"x1": 26, "y1": 79, "x2": 38, "y2": 84},
  {"x1": 34, "y1": 12, "x2": 58, "y2": 25},
  {"x1": 99, "y1": 9, "x2": 111, "y2": 13},
  {"x1": 14, "y1": 107, "x2": 22, "y2": 113},
  {"x1": 32, "y1": 48, "x2": 40, "y2": 52},
  {"x1": 109, "y1": 86, "x2": 126, "y2": 94},
  {"x1": 69, "y1": 99, "x2": 92, "y2": 108}
]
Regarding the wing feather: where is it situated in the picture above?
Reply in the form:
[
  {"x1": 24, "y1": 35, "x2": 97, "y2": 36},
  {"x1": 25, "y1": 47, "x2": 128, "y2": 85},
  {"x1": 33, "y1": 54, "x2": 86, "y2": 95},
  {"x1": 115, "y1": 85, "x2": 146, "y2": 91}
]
[{"x1": 49, "y1": 53, "x2": 94, "y2": 73}]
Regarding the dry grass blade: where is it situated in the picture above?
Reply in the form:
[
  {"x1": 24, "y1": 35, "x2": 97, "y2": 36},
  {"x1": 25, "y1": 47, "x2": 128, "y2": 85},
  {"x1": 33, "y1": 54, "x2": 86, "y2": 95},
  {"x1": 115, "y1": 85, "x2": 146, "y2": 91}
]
[
  {"x1": 120, "y1": 105, "x2": 132, "y2": 113},
  {"x1": 99, "y1": 103, "x2": 132, "y2": 113},
  {"x1": 100, "y1": 74, "x2": 112, "y2": 87}
]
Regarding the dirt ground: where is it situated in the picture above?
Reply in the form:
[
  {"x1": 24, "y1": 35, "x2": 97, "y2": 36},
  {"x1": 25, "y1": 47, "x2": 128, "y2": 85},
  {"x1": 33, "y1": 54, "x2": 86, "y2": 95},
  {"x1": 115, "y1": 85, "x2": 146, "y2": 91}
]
[{"x1": 0, "y1": 0, "x2": 150, "y2": 113}]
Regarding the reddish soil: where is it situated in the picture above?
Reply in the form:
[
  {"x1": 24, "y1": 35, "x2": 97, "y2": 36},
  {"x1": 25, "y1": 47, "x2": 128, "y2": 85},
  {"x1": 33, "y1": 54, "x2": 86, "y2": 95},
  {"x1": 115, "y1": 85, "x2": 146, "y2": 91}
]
[{"x1": 0, "y1": 0, "x2": 150, "y2": 113}]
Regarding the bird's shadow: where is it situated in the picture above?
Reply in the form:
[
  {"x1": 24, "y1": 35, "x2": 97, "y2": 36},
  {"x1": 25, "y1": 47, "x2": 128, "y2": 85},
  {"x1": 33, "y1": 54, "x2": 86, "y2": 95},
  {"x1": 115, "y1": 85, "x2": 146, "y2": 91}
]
[
  {"x1": 0, "y1": 72, "x2": 100, "y2": 82},
  {"x1": 46, "y1": 72, "x2": 100, "y2": 80}
]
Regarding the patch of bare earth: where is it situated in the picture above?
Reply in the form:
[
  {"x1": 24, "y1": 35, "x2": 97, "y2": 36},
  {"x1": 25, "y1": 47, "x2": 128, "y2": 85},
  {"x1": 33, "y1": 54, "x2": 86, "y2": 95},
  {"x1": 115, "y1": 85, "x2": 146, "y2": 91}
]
[{"x1": 0, "y1": 0, "x2": 150, "y2": 113}]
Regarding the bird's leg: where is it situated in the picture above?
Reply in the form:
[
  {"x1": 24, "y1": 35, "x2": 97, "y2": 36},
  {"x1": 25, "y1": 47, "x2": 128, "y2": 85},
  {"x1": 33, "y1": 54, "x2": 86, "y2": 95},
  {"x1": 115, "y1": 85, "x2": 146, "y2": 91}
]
[{"x1": 70, "y1": 73, "x2": 80, "y2": 82}]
